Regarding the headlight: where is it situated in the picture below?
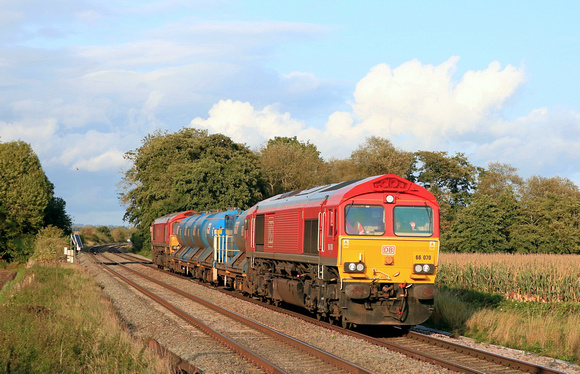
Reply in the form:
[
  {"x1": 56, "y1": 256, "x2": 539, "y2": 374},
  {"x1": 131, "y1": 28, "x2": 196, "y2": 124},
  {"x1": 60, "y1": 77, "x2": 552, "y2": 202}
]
[
  {"x1": 344, "y1": 262, "x2": 365, "y2": 273},
  {"x1": 413, "y1": 263, "x2": 435, "y2": 274}
]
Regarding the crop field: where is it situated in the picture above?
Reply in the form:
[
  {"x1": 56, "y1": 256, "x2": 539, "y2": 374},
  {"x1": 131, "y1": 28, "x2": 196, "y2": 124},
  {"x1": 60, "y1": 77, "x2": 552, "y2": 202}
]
[
  {"x1": 437, "y1": 253, "x2": 580, "y2": 303},
  {"x1": 432, "y1": 253, "x2": 580, "y2": 364}
]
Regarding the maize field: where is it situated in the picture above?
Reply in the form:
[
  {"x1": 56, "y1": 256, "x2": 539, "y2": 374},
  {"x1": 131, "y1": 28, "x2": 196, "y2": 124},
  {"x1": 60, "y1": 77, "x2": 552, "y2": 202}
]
[{"x1": 437, "y1": 253, "x2": 580, "y2": 303}]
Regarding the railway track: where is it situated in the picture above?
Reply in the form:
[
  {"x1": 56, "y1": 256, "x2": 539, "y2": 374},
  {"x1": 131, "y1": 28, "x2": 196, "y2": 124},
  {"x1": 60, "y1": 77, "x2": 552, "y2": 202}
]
[
  {"x1": 91, "y1": 251, "x2": 371, "y2": 374},
  {"x1": 111, "y1": 251, "x2": 569, "y2": 374}
]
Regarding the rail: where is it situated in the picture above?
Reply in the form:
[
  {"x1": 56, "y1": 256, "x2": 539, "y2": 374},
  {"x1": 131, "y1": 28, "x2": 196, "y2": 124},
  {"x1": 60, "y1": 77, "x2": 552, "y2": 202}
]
[
  {"x1": 93, "y1": 252, "x2": 372, "y2": 374},
  {"x1": 107, "y1": 251, "x2": 569, "y2": 374}
]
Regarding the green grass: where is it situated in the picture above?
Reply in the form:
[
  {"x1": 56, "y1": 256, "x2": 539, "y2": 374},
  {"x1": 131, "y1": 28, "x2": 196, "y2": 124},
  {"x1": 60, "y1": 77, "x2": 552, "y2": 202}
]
[
  {"x1": 133, "y1": 247, "x2": 152, "y2": 259},
  {"x1": 0, "y1": 264, "x2": 169, "y2": 373}
]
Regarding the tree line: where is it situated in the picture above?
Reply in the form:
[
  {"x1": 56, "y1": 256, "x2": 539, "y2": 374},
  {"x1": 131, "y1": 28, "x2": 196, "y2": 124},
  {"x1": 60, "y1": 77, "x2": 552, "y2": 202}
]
[
  {"x1": 0, "y1": 140, "x2": 72, "y2": 262},
  {"x1": 120, "y1": 128, "x2": 580, "y2": 254},
  {"x1": 3, "y1": 131, "x2": 578, "y2": 263}
]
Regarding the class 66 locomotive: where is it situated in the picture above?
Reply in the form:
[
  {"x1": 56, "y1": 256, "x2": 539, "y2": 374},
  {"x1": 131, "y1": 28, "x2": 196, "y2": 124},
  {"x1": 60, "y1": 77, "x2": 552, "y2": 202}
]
[{"x1": 151, "y1": 174, "x2": 439, "y2": 328}]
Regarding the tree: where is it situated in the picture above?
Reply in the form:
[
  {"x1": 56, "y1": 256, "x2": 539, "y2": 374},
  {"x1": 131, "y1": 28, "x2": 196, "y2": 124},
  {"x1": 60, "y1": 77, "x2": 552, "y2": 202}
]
[
  {"x1": 476, "y1": 162, "x2": 524, "y2": 198},
  {"x1": 444, "y1": 162, "x2": 524, "y2": 253},
  {"x1": 95, "y1": 226, "x2": 113, "y2": 243},
  {"x1": 259, "y1": 136, "x2": 326, "y2": 196},
  {"x1": 44, "y1": 196, "x2": 73, "y2": 235},
  {"x1": 510, "y1": 176, "x2": 580, "y2": 254},
  {"x1": 325, "y1": 157, "x2": 358, "y2": 184},
  {"x1": 79, "y1": 225, "x2": 96, "y2": 244},
  {"x1": 411, "y1": 151, "x2": 483, "y2": 206},
  {"x1": 0, "y1": 141, "x2": 53, "y2": 261},
  {"x1": 410, "y1": 151, "x2": 483, "y2": 234},
  {"x1": 349, "y1": 136, "x2": 414, "y2": 179},
  {"x1": 119, "y1": 128, "x2": 266, "y2": 247},
  {"x1": 445, "y1": 191, "x2": 520, "y2": 253}
]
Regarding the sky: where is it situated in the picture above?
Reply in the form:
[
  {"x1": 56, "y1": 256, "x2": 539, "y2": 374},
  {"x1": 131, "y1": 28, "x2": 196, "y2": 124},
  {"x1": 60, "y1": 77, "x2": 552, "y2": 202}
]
[{"x1": 1, "y1": 1, "x2": 579, "y2": 226}]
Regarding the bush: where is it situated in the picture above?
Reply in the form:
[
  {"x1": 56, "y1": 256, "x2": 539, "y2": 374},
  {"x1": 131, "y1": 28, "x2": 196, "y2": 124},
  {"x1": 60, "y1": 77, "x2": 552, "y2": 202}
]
[
  {"x1": 111, "y1": 227, "x2": 130, "y2": 242},
  {"x1": 95, "y1": 226, "x2": 113, "y2": 243},
  {"x1": 79, "y1": 225, "x2": 96, "y2": 244},
  {"x1": 129, "y1": 232, "x2": 144, "y2": 253},
  {"x1": 30, "y1": 226, "x2": 68, "y2": 264}
]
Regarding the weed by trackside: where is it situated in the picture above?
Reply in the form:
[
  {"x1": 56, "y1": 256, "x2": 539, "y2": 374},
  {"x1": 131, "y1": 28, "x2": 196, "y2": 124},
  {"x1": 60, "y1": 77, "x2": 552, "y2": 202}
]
[{"x1": 0, "y1": 263, "x2": 170, "y2": 373}]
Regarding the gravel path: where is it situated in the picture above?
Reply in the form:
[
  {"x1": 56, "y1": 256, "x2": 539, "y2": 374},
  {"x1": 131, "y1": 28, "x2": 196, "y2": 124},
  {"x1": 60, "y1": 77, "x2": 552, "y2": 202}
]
[{"x1": 79, "y1": 252, "x2": 579, "y2": 374}]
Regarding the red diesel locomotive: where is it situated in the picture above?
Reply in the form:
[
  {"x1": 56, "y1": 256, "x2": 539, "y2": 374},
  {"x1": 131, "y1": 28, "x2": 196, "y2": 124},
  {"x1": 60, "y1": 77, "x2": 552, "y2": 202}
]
[{"x1": 151, "y1": 174, "x2": 440, "y2": 327}]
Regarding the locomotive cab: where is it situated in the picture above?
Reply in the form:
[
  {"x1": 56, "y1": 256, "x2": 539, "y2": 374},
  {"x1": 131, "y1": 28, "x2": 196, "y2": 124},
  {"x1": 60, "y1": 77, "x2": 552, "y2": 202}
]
[{"x1": 337, "y1": 176, "x2": 439, "y2": 326}]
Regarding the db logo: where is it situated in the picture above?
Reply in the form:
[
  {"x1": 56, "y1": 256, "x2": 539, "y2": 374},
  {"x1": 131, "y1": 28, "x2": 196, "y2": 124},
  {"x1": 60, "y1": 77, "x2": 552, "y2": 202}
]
[{"x1": 381, "y1": 245, "x2": 396, "y2": 255}]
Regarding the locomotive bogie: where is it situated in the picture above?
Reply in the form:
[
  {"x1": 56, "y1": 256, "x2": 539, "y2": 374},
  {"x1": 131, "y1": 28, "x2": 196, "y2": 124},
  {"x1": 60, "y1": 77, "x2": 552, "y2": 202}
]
[{"x1": 340, "y1": 281, "x2": 437, "y2": 325}]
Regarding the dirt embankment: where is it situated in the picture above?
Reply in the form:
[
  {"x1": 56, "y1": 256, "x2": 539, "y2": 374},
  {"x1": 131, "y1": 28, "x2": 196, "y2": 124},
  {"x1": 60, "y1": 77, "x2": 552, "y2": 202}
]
[{"x1": 0, "y1": 270, "x2": 17, "y2": 290}]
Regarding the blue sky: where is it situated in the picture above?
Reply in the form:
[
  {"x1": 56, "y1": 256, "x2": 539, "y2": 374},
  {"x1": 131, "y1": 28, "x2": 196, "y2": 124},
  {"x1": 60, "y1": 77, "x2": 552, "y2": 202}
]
[{"x1": 1, "y1": 0, "x2": 579, "y2": 226}]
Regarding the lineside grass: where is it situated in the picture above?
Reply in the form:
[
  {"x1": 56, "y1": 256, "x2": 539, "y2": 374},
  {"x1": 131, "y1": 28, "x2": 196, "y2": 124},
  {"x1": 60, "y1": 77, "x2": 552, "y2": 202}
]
[
  {"x1": 427, "y1": 253, "x2": 580, "y2": 364},
  {"x1": 0, "y1": 263, "x2": 170, "y2": 373}
]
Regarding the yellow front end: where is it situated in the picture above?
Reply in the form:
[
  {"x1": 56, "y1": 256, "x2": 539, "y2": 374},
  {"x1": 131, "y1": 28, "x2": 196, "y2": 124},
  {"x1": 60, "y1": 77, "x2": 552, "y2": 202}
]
[
  {"x1": 337, "y1": 235, "x2": 439, "y2": 326},
  {"x1": 169, "y1": 234, "x2": 181, "y2": 255},
  {"x1": 338, "y1": 236, "x2": 439, "y2": 284},
  {"x1": 168, "y1": 234, "x2": 183, "y2": 271}
]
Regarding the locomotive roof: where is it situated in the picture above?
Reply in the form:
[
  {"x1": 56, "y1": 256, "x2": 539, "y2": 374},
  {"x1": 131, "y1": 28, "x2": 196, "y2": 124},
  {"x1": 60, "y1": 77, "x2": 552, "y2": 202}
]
[
  {"x1": 151, "y1": 210, "x2": 195, "y2": 225},
  {"x1": 252, "y1": 174, "x2": 437, "y2": 211}
]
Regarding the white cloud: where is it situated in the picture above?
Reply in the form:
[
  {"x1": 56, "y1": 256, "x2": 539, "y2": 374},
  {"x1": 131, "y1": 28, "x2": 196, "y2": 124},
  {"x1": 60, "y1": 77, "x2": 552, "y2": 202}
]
[
  {"x1": 349, "y1": 57, "x2": 525, "y2": 148},
  {"x1": 72, "y1": 149, "x2": 127, "y2": 172},
  {"x1": 75, "y1": 20, "x2": 331, "y2": 71},
  {"x1": 51, "y1": 130, "x2": 132, "y2": 172},
  {"x1": 472, "y1": 107, "x2": 580, "y2": 177},
  {"x1": 0, "y1": 119, "x2": 132, "y2": 172},
  {"x1": 190, "y1": 100, "x2": 307, "y2": 148},
  {"x1": 0, "y1": 119, "x2": 58, "y2": 153},
  {"x1": 9, "y1": 98, "x2": 111, "y2": 129},
  {"x1": 184, "y1": 57, "x2": 580, "y2": 188},
  {"x1": 283, "y1": 72, "x2": 321, "y2": 93},
  {"x1": 189, "y1": 57, "x2": 529, "y2": 158}
]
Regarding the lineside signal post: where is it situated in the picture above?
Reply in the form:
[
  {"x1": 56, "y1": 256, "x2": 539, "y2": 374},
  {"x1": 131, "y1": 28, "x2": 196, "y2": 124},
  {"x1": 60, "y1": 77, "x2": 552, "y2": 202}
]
[{"x1": 65, "y1": 233, "x2": 84, "y2": 263}]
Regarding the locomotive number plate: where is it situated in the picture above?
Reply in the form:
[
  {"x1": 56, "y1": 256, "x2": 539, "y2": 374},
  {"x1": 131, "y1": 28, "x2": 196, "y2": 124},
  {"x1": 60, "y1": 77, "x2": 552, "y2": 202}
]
[{"x1": 381, "y1": 245, "x2": 396, "y2": 255}]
